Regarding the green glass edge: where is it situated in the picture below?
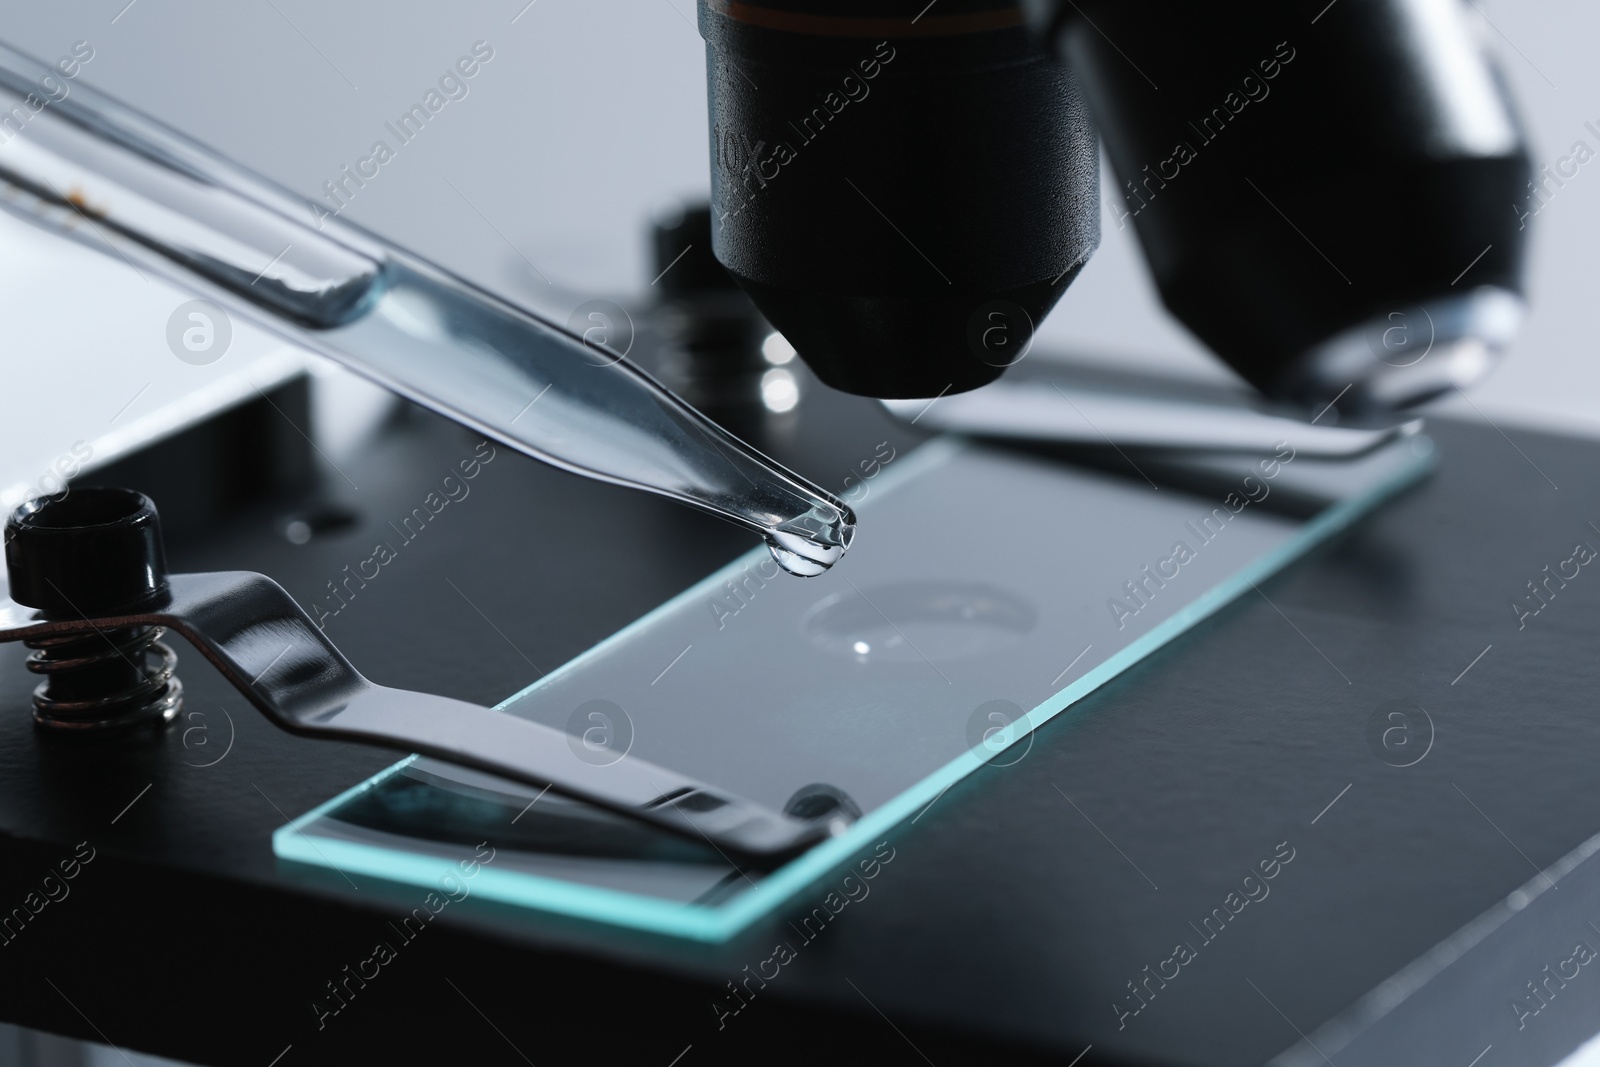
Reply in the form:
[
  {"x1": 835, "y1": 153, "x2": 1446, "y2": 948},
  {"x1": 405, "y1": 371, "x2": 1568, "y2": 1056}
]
[{"x1": 275, "y1": 436, "x2": 1435, "y2": 943}]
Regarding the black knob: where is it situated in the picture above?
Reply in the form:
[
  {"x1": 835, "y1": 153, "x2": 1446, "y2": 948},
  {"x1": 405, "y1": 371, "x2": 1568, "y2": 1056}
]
[
  {"x1": 6, "y1": 487, "x2": 170, "y2": 616},
  {"x1": 4, "y1": 488, "x2": 182, "y2": 732},
  {"x1": 651, "y1": 201, "x2": 778, "y2": 417},
  {"x1": 652, "y1": 203, "x2": 741, "y2": 296}
]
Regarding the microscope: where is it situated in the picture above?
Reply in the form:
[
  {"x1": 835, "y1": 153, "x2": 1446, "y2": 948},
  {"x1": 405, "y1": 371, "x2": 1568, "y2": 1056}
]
[
  {"x1": 697, "y1": 0, "x2": 1529, "y2": 413},
  {"x1": 0, "y1": 0, "x2": 1528, "y2": 851},
  {"x1": 1, "y1": 8, "x2": 1581, "y2": 1064}
]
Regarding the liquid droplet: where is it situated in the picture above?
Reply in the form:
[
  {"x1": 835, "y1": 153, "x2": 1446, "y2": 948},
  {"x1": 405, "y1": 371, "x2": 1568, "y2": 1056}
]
[{"x1": 763, "y1": 503, "x2": 856, "y2": 577}]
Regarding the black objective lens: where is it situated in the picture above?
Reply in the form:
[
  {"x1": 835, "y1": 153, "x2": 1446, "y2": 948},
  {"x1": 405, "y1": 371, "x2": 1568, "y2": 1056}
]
[
  {"x1": 698, "y1": 0, "x2": 1101, "y2": 399},
  {"x1": 1030, "y1": 0, "x2": 1533, "y2": 414}
]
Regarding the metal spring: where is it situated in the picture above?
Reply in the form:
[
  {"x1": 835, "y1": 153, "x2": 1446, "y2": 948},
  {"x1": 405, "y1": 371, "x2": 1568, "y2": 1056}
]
[{"x1": 24, "y1": 624, "x2": 183, "y2": 731}]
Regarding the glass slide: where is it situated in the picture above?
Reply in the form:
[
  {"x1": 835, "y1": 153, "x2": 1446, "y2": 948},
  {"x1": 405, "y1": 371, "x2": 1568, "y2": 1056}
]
[{"x1": 276, "y1": 432, "x2": 1433, "y2": 942}]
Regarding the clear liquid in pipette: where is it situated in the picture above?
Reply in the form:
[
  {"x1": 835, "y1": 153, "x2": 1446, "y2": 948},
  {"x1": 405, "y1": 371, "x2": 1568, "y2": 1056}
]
[
  {"x1": 0, "y1": 62, "x2": 856, "y2": 575},
  {"x1": 317, "y1": 263, "x2": 856, "y2": 577}
]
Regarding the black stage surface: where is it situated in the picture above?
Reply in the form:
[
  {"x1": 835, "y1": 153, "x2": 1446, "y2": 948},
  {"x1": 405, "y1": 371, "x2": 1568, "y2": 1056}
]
[{"x1": 2, "y1": 379, "x2": 1598, "y2": 1067}]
